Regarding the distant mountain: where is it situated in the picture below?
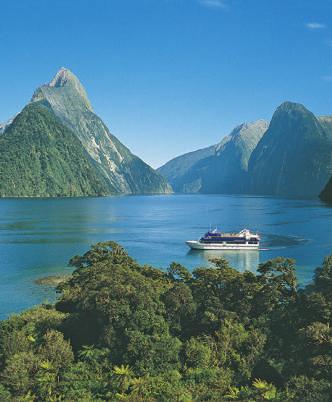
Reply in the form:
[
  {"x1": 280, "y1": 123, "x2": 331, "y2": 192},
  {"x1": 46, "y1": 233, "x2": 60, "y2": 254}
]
[
  {"x1": 319, "y1": 117, "x2": 332, "y2": 203},
  {"x1": 200, "y1": 120, "x2": 268, "y2": 194},
  {"x1": 318, "y1": 115, "x2": 332, "y2": 136},
  {"x1": 248, "y1": 102, "x2": 332, "y2": 198},
  {"x1": 0, "y1": 102, "x2": 113, "y2": 197},
  {"x1": 158, "y1": 120, "x2": 268, "y2": 193},
  {"x1": 157, "y1": 145, "x2": 216, "y2": 192},
  {"x1": 0, "y1": 68, "x2": 171, "y2": 197}
]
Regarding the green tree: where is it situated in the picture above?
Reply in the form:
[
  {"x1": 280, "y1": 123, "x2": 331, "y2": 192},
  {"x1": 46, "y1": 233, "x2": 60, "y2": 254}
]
[{"x1": 38, "y1": 330, "x2": 74, "y2": 371}]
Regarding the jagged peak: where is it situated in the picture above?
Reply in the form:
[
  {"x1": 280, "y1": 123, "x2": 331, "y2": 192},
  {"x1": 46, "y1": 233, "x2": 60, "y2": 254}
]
[
  {"x1": 229, "y1": 119, "x2": 269, "y2": 137},
  {"x1": 32, "y1": 67, "x2": 93, "y2": 111},
  {"x1": 215, "y1": 119, "x2": 268, "y2": 153},
  {"x1": 49, "y1": 67, "x2": 79, "y2": 88}
]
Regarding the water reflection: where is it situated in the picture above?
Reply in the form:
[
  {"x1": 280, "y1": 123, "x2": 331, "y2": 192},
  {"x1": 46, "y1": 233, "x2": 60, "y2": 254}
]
[
  {"x1": 187, "y1": 249, "x2": 260, "y2": 273},
  {"x1": 1, "y1": 194, "x2": 332, "y2": 319}
]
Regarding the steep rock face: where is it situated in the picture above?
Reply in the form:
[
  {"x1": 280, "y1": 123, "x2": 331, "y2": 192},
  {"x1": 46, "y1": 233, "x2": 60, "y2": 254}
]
[
  {"x1": 157, "y1": 145, "x2": 216, "y2": 192},
  {"x1": 200, "y1": 120, "x2": 268, "y2": 193},
  {"x1": 248, "y1": 102, "x2": 332, "y2": 198},
  {"x1": 158, "y1": 120, "x2": 268, "y2": 193},
  {"x1": 31, "y1": 68, "x2": 171, "y2": 194},
  {"x1": 0, "y1": 102, "x2": 114, "y2": 197}
]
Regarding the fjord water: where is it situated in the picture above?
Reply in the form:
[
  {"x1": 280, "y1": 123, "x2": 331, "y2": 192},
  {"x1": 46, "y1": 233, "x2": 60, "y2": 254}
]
[{"x1": 0, "y1": 194, "x2": 331, "y2": 319}]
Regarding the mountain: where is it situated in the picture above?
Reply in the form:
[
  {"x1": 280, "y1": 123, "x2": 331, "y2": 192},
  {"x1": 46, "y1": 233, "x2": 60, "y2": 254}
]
[
  {"x1": 319, "y1": 117, "x2": 332, "y2": 203},
  {"x1": 200, "y1": 120, "x2": 268, "y2": 193},
  {"x1": 30, "y1": 67, "x2": 171, "y2": 195},
  {"x1": 0, "y1": 102, "x2": 113, "y2": 197},
  {"x1": 158, "y1": 120, "x2": 268, "y2": 193},
  {"x1": 157, "y1": 145, "x2": 216, "y2": 192},
  {"x1": 320, "y1": 177, "x2": 332, "y2": 203},
  {"x1": 318, "y1": 115, "x2": 332, "y2": 136},
  {"x1": 0, "y1": 68, "x2": 171, "y2": 197},
  {"x1": 248, "y1": 102, "x2": 332, "y2": 198}
]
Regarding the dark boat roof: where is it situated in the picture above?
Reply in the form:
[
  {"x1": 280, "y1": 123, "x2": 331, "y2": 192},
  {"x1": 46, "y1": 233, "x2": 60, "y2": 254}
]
[{"x1": 203, "y1": 229, "x2": 259, "y2": 238}]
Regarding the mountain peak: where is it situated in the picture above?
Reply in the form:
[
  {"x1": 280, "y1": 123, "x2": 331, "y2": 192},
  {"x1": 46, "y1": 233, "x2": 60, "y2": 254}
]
[
  {"x1": 229, "y1": 119, "x2": 269, "y2": 138},
  {"x1": 32, "y1": 67, "x2": 93, "y2": 111},
  {"x1": 276, "y1": 101, "x2": 309, "y2": 114},
  {"x1": 270, "y1": 102, "x2": 317, "y2": 129},
  {"x1": 216, "y1": 120, "x2": 268, "y2": 151},
  {"x1": 49, "y1": 67, "x2": 78, "y2": 88}
]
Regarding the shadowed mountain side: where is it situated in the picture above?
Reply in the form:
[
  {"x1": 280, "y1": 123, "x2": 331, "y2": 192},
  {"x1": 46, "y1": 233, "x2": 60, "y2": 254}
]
[
  {"x1": 248, "y1": 102, "x2": 332, "y2": 199},
  {"x1": 158, "y1": 120, "x2": 268, "y2": 194},
  {"x1": 320, "y1": 177, "x2": 332, "y2": 203},
  {"x1": 158, "y1": 145, "x2": 216, "y2": 192}
]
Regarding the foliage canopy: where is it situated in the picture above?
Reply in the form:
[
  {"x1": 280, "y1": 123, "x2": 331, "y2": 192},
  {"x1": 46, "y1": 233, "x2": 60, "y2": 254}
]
[{"x1": 1, "y1": 241, "x2": 332, "y2": 401}]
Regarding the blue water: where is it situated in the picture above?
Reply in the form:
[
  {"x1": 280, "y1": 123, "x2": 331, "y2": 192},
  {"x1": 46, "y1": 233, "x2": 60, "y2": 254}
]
[{"x1": 0, "y1": 194, "x2": 332, "y2": 319}]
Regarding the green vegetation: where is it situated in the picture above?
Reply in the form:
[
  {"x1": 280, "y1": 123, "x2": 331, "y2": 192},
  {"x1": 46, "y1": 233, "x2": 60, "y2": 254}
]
[
  {"x1": 31, "y1": 67, "x2": 172, "y2": 195},
  {"x1": 1, "y1": 242, "x2": 332, "y2": 401},
  {"x1": 0, "y1": 102, "x2": 114, "y2": 197},
  {"x1": 0, "y1": 67, "x2": 171, "y2": 198}
]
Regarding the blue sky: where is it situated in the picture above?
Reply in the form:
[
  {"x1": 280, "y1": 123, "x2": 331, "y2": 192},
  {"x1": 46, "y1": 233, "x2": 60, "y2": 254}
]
[{"x1": 0, "y1": 0, "x2": 332, "y2": 167}]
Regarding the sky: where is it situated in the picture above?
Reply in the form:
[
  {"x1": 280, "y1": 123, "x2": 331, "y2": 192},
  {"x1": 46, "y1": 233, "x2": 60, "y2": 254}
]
[{"x1": 0, "y1": 0, "x2": 332, "y2": 167}]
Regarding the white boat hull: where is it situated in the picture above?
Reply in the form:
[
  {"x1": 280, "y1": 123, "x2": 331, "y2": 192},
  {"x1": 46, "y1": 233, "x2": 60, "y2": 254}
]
[{"x1": 186, "y1": 240, "x2": 259, "y2": 250}]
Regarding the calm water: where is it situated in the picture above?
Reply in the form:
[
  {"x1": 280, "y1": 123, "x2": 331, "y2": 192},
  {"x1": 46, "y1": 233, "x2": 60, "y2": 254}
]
[{"x1": 0, "y1": 194, "x2": 332, "y2": 319}]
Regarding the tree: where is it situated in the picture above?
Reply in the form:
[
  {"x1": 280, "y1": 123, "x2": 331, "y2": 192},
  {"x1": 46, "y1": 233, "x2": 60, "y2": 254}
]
[
  {"x1": 1, "y1": 351, "x2": 40, "y2": 396},
  {"x1": 38, "y1": 330, "x2": 74, "y2": 372},
  {"x1": 183, "y1": 337, "x2": 213, "y2": 369},
  {"x1": 2, "y1": 242, "x2": 332, "y2": 401}
]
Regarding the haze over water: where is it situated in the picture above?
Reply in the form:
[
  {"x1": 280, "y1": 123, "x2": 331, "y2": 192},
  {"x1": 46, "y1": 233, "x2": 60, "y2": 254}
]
[{"x1": 0, "y1": 194, "x2": 331, "y2": 319}]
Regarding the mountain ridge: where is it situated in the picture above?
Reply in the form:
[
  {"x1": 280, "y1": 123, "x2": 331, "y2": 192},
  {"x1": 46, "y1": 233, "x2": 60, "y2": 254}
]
[
  {"x1": 158, "y1": 119, "x2": 268, "y2": 194},
  {"x1": 0, "y1": 67, "x2": 171, "y2": 197},
  {"x1": 30, "y1": 67, "x2": 171, "y2": 195},
  {"x1": 158, "y1": 102, "x2": 332, "y2": 199}
]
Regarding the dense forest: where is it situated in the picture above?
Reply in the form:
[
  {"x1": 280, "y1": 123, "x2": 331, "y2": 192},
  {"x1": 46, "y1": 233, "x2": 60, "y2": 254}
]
[
  {"x1": 0, "y1": 102, "x2": 114, "y2": 197},
  {"x1": 1, "y1": 242, "x2": 332, "y2": 401}
]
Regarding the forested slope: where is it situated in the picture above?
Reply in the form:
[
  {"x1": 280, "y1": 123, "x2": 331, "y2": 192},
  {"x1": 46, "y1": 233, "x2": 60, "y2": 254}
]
[
  {"x1": 0, "y1": 102, "x2": 113, "y2": 197},
  {"x1": 1, "y1": 242, "x2": 332, "y2": 400}
]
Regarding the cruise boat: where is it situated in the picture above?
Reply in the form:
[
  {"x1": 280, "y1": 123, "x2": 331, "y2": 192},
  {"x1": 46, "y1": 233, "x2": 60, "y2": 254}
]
[{"x1": 186, "y1": 228, "x2": 260, "y2": 250}]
